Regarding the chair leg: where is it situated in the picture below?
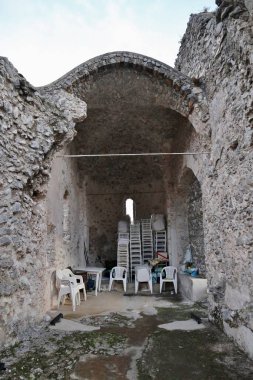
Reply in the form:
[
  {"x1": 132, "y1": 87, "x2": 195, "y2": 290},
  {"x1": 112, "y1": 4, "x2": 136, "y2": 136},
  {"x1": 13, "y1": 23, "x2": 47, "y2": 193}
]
[
  {"x1": 69, "y1": 296, "x2": 75, "y2": 311},
  {"x1": 77, "y1": 291, "x2": 81, "y2": 305},
  {"x1": 83, "y1": 286, "x2": 87, "y2": 301},
  {"x1": 73, "y1": 293, "x2": 77, "y2": 312},
  {"x1": 160, "y1": 279, "x2": 163, "y2": 293},
  {"x1": 123, "y1": 279, "x2": 126, "y2": 292},
  {"x1": 70, "y1": 289, "x2": 77, "y2": 312},
  {"x1": 149, "y1": 280, "x2": 153, "y2": 294},
  {"x1": 174, "y1": 280, "x2": 177, "y2": 294},
  {"x1": 135, "y1": 280, "x2": 138, "y2": 294},
  {"x1": 109, "y1": 278, "x2": 113, "y2": 291}
]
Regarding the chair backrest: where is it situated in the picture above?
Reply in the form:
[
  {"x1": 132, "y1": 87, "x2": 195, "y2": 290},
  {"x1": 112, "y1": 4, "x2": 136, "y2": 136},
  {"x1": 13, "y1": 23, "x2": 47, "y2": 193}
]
[
  {"x1": 162, "y1": 266, "x2": 177, "y2": 279},
  {"x1": 136, "y1": 267, "x2": 151, "y2": 282},
  {"x1": 62, "y1": 268, "x2": 74, "y2": 278},
  {"x1": 56, "y1": 269, "x2": 76, "y2": 288},
  {"x1": 55, "y1": 269, "x2": 65, "y2": 288},
  {"x1": 56, "y1": 269, "x2": 63, "y2": 280},
  {"x1": 112, "y1": 266, "x2": 127, "y2": 279}
]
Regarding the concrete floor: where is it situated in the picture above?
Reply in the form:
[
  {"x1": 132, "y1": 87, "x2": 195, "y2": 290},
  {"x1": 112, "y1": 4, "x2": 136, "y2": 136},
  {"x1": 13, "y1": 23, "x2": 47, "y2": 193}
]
[
  {"x1": 1, "y1": 285, "x2": 253, "y2": 379},
  {"x1": 57, "y1": 282, "x2": 173, "y2": 319}
]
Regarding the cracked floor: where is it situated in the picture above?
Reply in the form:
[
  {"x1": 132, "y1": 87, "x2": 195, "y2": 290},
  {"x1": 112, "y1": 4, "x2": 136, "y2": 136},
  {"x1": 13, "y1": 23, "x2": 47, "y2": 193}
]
[{"x1": 1, "y1": 289, "x2": 253, "y2": 380}]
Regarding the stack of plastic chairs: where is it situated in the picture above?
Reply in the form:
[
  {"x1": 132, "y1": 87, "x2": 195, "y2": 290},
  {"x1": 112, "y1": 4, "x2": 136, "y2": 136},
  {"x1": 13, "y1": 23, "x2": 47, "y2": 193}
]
[
  {"x1": 154, "y1": 230, "x2": 167, "y2": 253},
  {"x1": 141, "y1": 219, "x2": 153, "y2": 264},
  {"x1": 117, "y1": 232, "x2": 129, "y2": 275},
  {"x1": 129, "y1": 222, "x2": 142, "y2": 281}
]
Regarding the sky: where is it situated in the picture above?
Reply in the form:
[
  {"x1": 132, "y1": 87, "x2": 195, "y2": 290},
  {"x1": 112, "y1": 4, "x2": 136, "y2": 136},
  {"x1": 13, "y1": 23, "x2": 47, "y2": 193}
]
[{"x1": 0, "y1": 0, "x2": 216, "y2": 86}]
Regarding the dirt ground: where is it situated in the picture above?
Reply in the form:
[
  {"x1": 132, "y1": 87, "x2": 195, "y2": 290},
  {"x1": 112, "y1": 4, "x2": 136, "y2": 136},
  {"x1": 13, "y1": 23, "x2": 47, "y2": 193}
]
[{"x1": 1, "y1": 286, "x2": 253, "y2": 380}]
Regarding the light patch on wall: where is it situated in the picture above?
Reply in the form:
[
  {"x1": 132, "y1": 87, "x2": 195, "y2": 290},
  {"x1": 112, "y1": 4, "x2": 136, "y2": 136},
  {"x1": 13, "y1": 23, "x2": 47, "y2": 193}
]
[{"x1": 126, "y1": 198, "x2": 134, "y2": 224}]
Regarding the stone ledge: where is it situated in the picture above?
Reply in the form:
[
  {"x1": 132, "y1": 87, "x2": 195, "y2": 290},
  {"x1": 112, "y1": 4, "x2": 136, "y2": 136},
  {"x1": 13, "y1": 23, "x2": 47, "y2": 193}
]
[{"x1": 178, "y1": 273, "x2": 207, "y2": 302}]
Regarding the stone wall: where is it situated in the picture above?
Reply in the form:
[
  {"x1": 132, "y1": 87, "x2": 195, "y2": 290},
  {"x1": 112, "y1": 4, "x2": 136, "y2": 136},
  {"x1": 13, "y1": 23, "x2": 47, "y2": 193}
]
[
  {"x1": 176, "y1": 0, "x2": 253, "y2": 357},
  {"x1": 166, "y1": 187, "x2": 189, "y2": 268},
  {"x1": 46, "y1": 149, "x2": 88, "y2": 267},
  {"x1": 86, "y1": 179, "x2": 166, "y2": 265},
  {"x1": 165, "y1": 123, "x2": 207, "y2": 270},
  {"x1": 187, "y1": 177, "x2": 205, "y2": 275},
  {"x1": 0, "y1": 57, "x2": 86, "y2": 345}
]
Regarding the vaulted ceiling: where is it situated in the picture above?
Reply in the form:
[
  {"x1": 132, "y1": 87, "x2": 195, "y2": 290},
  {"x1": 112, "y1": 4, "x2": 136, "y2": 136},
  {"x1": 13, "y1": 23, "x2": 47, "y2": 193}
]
[{"x1": 68, "y1": 66, "x2": 193, "y2": 185}]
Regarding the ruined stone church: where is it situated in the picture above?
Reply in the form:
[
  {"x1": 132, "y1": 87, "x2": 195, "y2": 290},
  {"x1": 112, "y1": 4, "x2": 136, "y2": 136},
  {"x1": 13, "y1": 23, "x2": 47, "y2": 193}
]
[{"x1": 0, "y1": 0, "x2": 252, "y2": 359}]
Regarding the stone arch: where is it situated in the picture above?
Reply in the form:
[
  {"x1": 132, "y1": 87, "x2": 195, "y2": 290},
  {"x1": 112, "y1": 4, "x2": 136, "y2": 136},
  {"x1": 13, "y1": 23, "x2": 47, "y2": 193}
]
[
  {"x1": 41, "y1": 52, "x2": 210, "y2": 272},
  {"x1": 40, "y1": 51, "x2": 209, "y2": 131},
  {"x1": 0, "y1": 52, "x2": 212, "y2": 346}
]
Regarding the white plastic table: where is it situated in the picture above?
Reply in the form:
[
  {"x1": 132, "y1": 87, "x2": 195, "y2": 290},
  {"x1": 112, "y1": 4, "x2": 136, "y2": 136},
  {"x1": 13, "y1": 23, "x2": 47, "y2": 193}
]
[{"x1": 73, "y1": 266, "x2": 105, "y2": 296}]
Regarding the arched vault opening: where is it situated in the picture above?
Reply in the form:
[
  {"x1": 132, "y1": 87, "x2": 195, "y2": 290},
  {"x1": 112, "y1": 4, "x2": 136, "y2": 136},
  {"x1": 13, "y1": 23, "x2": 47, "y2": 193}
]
[{"x1": 44, "y1": 51, "x2": 208, "y2": 271}]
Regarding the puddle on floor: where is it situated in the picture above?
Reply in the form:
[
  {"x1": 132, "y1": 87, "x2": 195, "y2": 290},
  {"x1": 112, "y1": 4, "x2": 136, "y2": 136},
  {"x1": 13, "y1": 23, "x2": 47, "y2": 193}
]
[
  {"x1": 71, "y1": 355, "x2": 131, "y2": 380},
  {"x1": 69, "y1": 303, "x2": 253, "y2": 380}
]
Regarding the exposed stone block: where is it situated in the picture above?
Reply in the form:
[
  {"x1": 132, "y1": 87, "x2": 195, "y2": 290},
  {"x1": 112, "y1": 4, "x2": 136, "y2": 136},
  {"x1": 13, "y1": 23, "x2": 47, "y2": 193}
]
[
  {"x1": 0, "y1": 236, "x2": 11, "y2": 246},
  {"x1": 0, "y1": 214, "x2": 8, "y2": 225},
  {"x1": 11, "y1": 202, "x2": 21, "y2": 214}
]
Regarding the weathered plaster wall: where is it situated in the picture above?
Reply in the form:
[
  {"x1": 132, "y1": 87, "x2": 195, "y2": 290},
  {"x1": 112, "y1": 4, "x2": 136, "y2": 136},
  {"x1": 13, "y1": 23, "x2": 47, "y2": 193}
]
[
  {"x1": 86, "y1": 184, "x2": 123, "y2": 265},
  {"x1": 0, "y1": 57, "x2": 86, "y2": 345},
  {"x1": 176, "y1": 0, "x2": 253, "y2": 357},
  {"x1": 44, "y1": 150, "x2": 89, "y2": 307},
  {"x1": 45, "y1": 148, "x2": 88, "y2": 292}
]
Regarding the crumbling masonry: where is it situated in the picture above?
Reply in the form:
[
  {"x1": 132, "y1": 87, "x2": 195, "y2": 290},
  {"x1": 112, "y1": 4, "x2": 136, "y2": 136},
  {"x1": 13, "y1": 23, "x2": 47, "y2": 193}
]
[{"x1": 0, "y1": 0, "x2": 253, "y2": 358}]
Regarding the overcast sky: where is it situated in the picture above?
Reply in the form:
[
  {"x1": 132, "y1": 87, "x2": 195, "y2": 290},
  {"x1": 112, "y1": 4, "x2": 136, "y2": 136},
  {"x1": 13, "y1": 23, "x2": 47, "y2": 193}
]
[{"x1": 0, "y1": 0, "x2": 216, "y2": 86}]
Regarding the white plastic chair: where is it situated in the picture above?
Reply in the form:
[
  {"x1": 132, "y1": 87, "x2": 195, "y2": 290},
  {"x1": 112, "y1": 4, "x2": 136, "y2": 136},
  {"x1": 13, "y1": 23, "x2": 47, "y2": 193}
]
[
  {"x1": 135, "y1": 266, "x2": 152, "y2": 294},
  {"x1": 56, "y1": 269, "x2": 80, "y2": 311},
  {"x1": 109, "y1": 266, "x2": 127, "y2": 292},
  {"x1": 62, "y1": 268, "x2": 87, "y2": 301},
  {"x1": 160, "y1": 266, "x2": 177, "y2": 294}
]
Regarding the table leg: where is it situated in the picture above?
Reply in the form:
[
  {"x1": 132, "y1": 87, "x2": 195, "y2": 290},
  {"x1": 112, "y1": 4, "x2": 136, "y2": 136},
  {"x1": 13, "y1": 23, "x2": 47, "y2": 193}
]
[
  {"x1": 95, "y1": 273, "x2": 99, "y2": 296},
  {"x1": 98, "y1": 272, "x2": 103, "y2": 291}
]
